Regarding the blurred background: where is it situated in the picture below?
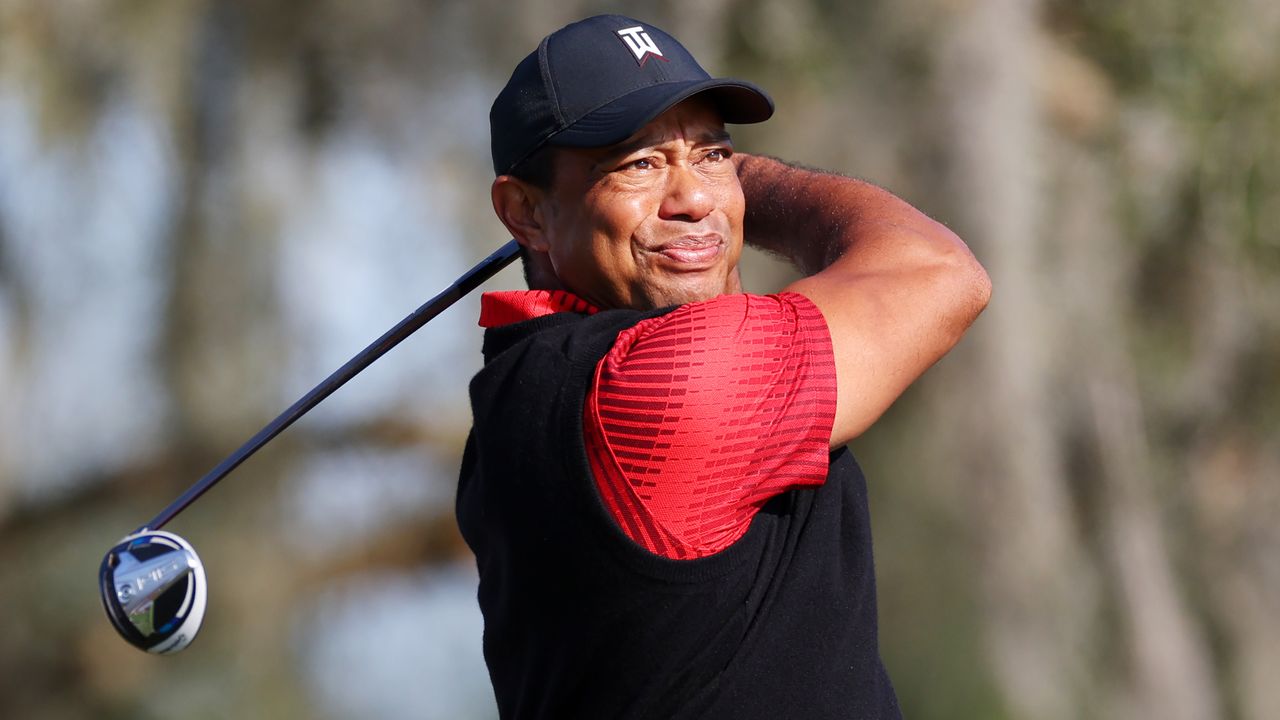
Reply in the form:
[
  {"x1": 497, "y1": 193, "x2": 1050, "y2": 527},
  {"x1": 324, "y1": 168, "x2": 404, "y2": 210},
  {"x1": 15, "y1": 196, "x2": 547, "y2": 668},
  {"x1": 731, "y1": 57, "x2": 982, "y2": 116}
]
[{"x1": 1, "y1": 0, "x2": 1276, "y2": 718}]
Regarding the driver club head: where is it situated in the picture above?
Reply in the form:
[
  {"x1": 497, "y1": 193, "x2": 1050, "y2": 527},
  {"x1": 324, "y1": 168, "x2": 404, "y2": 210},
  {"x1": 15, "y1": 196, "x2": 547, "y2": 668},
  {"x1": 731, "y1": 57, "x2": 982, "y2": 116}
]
[{"x1": 99, "y1": 530, "x2": 207, "y2": 654}]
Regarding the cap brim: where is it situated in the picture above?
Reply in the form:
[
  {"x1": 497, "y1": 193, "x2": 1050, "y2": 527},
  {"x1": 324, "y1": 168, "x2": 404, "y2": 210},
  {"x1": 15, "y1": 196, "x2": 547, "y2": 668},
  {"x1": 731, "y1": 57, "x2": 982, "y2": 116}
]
[{"x1": 550, "y1": 78, "x2": 774, "y2": 149}]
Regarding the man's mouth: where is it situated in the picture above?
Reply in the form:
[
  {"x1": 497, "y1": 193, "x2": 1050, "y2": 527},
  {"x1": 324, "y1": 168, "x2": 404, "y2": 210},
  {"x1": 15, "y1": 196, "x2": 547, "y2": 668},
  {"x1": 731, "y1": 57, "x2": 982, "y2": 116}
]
[{"x1": 653, "y1": 236, "x2": 724, "y2": 267}]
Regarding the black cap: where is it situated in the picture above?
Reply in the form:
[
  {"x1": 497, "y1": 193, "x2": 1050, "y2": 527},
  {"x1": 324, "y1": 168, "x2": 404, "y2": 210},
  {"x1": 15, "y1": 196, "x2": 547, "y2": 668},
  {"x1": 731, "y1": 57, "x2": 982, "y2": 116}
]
[{"x1": 490, "y1": 14, "x2": 774, "y2": 176}]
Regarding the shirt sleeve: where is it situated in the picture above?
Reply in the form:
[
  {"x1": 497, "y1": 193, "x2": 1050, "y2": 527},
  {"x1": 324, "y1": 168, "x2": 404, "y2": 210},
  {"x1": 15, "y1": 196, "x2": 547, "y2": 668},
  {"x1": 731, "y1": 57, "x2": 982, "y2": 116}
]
[{"x1": 583, "y1": 291, "x2": 838, "y2": 560}]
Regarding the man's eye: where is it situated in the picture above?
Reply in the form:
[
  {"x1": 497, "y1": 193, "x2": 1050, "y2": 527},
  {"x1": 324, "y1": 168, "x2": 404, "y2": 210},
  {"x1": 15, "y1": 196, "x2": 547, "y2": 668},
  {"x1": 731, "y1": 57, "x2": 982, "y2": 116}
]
[
  {"x1": 626, "y1": 158, "x2": 653, "y2": 170},
  {"x1": 704, "y1": 148, "x2": 731, "y2": 162}
]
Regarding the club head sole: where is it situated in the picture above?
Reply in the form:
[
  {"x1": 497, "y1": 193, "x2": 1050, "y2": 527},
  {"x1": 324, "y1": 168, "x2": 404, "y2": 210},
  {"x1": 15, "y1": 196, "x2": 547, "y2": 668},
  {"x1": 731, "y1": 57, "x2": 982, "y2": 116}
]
[{"x1": 99, "y1": 530, "x2": 207, "y2": 654}]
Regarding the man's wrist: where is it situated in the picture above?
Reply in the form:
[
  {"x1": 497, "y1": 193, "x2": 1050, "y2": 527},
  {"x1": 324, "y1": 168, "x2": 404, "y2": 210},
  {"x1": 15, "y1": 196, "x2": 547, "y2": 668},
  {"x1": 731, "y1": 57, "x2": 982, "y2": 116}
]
[{"x1": 736, "y1": 153, "x2": 845, "y2": 274}]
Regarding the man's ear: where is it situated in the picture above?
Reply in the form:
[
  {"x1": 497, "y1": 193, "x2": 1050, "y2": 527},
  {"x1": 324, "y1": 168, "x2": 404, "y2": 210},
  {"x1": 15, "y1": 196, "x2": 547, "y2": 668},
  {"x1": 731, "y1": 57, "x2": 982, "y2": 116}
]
[{"x1": 492, "y1": 176, "x2": 551, "y2": 252}]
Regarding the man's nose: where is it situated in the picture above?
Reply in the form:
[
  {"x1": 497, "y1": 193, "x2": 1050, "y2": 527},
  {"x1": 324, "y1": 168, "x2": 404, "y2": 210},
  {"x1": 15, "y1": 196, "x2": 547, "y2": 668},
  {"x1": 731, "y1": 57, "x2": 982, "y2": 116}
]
[{"x1": 658, "y1": 164, "x2": 715, "y2": 222}]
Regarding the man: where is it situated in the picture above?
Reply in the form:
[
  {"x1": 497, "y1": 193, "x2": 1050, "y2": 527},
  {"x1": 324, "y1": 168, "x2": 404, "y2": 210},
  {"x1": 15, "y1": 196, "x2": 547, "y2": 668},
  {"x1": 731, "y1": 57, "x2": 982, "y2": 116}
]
[{"x1": 457, "y1": 14, "x2": 990, "y2": 719}]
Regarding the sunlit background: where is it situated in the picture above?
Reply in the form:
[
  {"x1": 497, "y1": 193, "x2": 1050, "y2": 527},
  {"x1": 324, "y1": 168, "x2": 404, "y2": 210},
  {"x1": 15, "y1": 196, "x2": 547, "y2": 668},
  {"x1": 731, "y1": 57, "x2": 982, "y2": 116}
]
[{"x1": 1, "y1": 1, "x2": 1277, "y2": 718}]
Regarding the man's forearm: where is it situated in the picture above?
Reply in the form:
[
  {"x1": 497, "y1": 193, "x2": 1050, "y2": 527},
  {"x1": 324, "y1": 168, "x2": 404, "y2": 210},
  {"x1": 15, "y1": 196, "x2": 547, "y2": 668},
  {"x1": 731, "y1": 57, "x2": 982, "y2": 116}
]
[{"x1": 734, "y1": 153, "x2": 969, "y2": 277}]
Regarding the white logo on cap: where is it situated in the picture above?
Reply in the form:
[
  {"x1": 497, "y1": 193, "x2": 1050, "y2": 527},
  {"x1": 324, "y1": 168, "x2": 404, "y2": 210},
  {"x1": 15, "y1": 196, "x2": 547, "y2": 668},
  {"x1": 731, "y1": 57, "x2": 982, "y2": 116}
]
[{"x1": 616, "y1": 26, "x2": 666, "y2": 66}]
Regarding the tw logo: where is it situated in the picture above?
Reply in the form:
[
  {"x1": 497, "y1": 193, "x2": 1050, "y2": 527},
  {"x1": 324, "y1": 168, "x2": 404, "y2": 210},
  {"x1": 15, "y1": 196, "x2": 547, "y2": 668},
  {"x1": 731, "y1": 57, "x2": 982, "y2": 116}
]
[{"x1": 616, "y1": 26, "x2": 667, "y2": 66}]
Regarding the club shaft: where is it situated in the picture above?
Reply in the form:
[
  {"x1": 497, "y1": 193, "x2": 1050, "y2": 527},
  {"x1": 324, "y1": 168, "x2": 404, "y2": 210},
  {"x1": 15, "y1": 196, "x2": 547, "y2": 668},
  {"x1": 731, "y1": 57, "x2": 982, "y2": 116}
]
[{"x1": 140, "y1": 240, "x2": 521, "y2": 533}]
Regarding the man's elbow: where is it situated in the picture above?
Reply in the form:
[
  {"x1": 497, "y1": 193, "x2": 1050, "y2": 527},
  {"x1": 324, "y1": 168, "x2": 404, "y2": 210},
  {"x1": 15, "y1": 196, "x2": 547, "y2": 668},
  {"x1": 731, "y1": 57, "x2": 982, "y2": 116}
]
[
  {"x1": 955, "y1": 248, "x2": 992, "y2": 323},
  {"x1": 930, "y1": 224, "x2": 992, "y2": 332}
]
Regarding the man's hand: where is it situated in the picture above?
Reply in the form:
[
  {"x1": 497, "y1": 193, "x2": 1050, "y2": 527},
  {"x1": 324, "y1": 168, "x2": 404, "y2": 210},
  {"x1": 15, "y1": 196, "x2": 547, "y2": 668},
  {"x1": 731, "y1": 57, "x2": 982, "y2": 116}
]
[{"x1": 735, "y1": 153, "x2": 992, "y2": 447}]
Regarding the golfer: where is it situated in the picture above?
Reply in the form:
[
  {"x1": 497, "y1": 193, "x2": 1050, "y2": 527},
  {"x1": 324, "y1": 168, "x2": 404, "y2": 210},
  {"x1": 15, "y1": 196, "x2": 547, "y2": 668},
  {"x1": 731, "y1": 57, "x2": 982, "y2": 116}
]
[{"x1": 457, "y1": 14, "x2": 990, "y2": 719}]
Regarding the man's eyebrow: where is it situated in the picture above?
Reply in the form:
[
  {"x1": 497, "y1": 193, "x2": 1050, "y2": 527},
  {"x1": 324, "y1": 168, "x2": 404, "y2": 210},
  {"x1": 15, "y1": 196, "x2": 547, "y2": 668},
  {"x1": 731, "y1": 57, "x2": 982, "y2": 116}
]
[{"x1": 597, "y1": 128, "x2": 734, "y2": 164}]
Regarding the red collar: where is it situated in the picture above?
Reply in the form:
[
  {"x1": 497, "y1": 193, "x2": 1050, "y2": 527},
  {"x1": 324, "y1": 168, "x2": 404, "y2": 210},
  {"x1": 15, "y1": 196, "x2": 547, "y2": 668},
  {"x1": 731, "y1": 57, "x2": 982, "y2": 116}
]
[{"x1": 479, "y1": 290, "x2": 600, "y2": 328}]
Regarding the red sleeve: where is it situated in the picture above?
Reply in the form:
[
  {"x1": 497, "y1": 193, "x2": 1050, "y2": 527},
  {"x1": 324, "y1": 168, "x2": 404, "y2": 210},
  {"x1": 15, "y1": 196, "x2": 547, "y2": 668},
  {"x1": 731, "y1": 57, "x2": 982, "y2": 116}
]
[{"x1": 583, "y1": 292, "x2": 837, "y2": 560}]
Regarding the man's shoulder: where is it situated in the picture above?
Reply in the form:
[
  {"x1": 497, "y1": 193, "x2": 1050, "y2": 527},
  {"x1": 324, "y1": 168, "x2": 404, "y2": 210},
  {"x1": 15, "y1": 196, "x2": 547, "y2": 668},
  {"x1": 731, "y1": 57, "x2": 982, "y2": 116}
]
[{"x1": 607, "y1": 291, "x2": 829, "y2": 354}]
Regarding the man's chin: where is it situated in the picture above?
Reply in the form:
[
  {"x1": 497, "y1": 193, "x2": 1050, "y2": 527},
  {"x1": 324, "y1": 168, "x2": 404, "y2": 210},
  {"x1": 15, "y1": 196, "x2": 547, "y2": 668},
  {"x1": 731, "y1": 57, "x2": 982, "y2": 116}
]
[{"x1": 639, "y1": 279, "x2": 737, "y2": 309}]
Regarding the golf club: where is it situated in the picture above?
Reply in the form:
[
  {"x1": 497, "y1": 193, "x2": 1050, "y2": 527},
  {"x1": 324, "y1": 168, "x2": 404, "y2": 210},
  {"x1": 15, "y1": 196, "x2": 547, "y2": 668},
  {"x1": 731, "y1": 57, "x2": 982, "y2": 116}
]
[{"x1": 99, "y1": 239, "x2": 520, "y2": 653}]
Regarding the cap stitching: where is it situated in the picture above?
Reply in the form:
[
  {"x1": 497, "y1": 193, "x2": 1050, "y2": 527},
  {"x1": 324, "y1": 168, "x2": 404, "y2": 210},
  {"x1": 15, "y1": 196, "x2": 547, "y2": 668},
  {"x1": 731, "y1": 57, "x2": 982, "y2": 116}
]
[
  {"x1": 536, "y1": 36, "x2": 566, "y2": 127},
  {"x1": 501, "y1": 36, "x2": 567, "y2": 174}
]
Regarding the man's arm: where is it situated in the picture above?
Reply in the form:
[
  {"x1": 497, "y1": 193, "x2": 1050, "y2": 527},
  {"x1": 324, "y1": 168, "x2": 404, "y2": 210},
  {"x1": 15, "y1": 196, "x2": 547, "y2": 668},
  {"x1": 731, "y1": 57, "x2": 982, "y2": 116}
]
[{"x1": 735, "y1": 154, "x2": 992, "y2": 447}]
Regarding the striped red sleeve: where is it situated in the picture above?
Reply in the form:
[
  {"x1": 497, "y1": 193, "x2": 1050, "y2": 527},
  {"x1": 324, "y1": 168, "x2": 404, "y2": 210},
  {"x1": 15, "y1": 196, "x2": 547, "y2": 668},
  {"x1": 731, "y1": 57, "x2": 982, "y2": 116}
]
[{"x1": 583, "y1": 292, "x2": 838, "y2": 560}]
